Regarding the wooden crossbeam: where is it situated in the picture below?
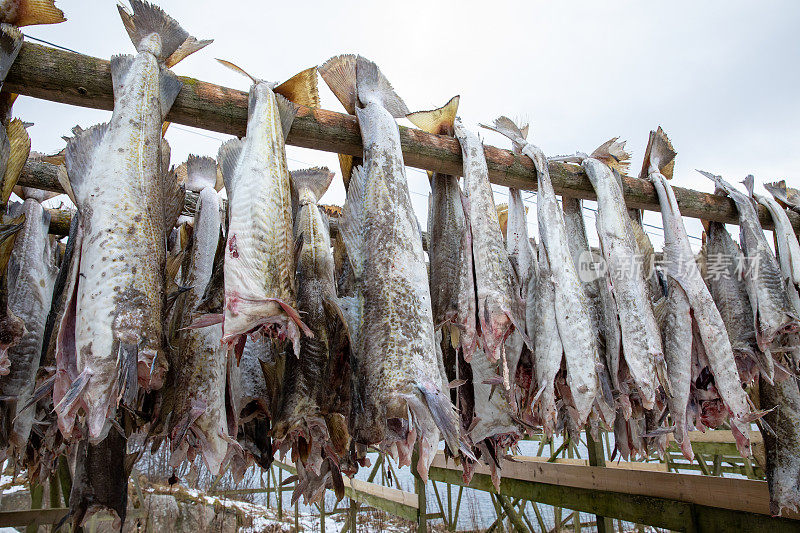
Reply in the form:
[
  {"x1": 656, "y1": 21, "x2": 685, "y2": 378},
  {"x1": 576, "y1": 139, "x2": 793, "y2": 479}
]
[{"x1": 5, "y1": 42, "x2": 799, "y2": 234}]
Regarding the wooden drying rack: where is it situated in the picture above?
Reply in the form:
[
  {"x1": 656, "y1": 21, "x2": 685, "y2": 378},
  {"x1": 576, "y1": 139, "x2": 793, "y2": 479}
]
[{"x1": 5, "y1": 42, "x2": 800, "y2": 236}]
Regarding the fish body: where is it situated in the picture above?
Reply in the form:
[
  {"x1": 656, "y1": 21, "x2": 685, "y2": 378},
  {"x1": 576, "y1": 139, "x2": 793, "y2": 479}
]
[
  {"x1": 321, "y1": 55, "x2": 459, "y2": 480},
  {"x1": 652, "y1": 172, "x2": 750, "y2": 454},
  {"x1": 169, "y1": 187, "x2": 230, "y2": 475},
  {"x1": 216, "y1": 64, "x2": 318, "y2": 357},
  {"x1": 454, "y1": 119, "x2": 522, "y2": 365},
  {"x1": 581, "y1": 157, "x2": 662, "y2": 409},
  {"x1": 756, "y1": 192, "x2": 800, "y2": 287},
  {"x1": 57, "y1": 1, "x2": 207, "y2": 442},
  {"x1": 701, "y1": 172, "x2": 799, "y2": 354},
  {"x1": 273, "y1": 167, "x2": 341, "y2": 442},
  {"x1": 0, "y1": 199, "x2": 57, "y2": 458},
  {"x1": 760, "y1": 374, "x2": 800, "y2": 516},
  {"x1": 484, "y1": 117, "x2": 598, "y2": 423},
  {"x1": 407, "y1": 97, "x2": 477, "y2": 355},
  {"x1": 702, "y1": 221, "x2": 764, "y2": 381}
]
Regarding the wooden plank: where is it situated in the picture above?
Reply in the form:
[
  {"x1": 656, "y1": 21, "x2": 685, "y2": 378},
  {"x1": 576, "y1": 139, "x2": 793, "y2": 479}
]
[
  {"x1": 0, "y1": 508, "x2": 68, "y2": 527},
  {"x1": 6, "y1": 42, "x2": 799, "y2": 234},
  {"x1": 430, "y1": 453, "x2": 798, "y2": 520},
  {"x1": 429, "y1": 460, "x2": 800, "y2": 533}
]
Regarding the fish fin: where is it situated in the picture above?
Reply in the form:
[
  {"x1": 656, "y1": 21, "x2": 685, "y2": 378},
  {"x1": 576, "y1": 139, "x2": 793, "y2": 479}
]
[
  {"x1": 1, "y1": 118, "x2": 30, "y2": 205},
  {"x1": 417, "y1": 382, "x2": 460, "y2": 455},
  {"x1": 742, "y1": 174, "x2": 755, "y2": 197},
  {"x1": 55, "y1": 165, "x2": 76, "y2": 205},
  {"x1": 318, "y1": 54, "x2": 358, "y2": 114},
  {"x1": 337, "y1": 154, "x2": 355, "y2": 190},
  {"x1": 217, "y1": 137, "x2": 243, "y2": 198},
  {"x1": 54, "y1": 368, "x2": 90, "y2": 418},
  {"x1": 158, "y1": 67, "x2": 183, "y2": 118},
  {"x1": 406, "y1": 95, "x2": 460, "y2": 135},
  {"x1": 109, "y1": 54, "x2": 135, "y2": 103},
  {"x1": 0, "y1": 24, "x2": 22, "y2": 84},
  {"x1": 164, "y1": 36, "x2": 213, "y2": 68},
  {"x1": 275, "y1": 93, "x2": 298, "y2": 141},
  {"x1": 216, "y1": 58, "x2": 259, "y2": 82},
  {"x1": 184, "y1": 313, "x2": 223, "y2": 329},
  {"x1": 340, "y1": 165, "x2": 367, "y2": 277},
  {"x1": 291, "y1": 166, "x2": 334, "y2": 203},
  {"x1": 3, "y1": 1, "x2": 65, "y2": 26},
  {"x1": 337, "y1": 296, "x2": 361, "y2": 346},
  {"x1": 643, "y1": 127, "x2": 676, "y2": 179},
  {"x1": 64, "y1": 123, "x2": 110, "y2": 206},
  {"x1": 479, "y1": 116, "x2": 528, "y2": 147},
  {"x1": 355, "y1": 56, "x2": 408, "y2": 118},
  {"x1": 118, "y1": 0, "x2": 209, "y2": 63},
  {"x1": 184, "y1": 154, "x2": 218, "y2": 192},
  {"x1": 162, "y1": 166, "x2": 185, "y2": 234},
  {"x1": 274, "y1": 66, "x2": 320, "y2": 109},
  {"x1": 17, "y1": 375, "x2": 55, "y2": 415},
  {"x1": 116, "y1": 342, "x2": 138, "y2": 406}
]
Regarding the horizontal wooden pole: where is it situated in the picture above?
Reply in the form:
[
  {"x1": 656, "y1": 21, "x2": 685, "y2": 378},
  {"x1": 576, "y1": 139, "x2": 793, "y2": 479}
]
[{"x1": 5, "y1": 42, "x2": 798, "y2": 234}]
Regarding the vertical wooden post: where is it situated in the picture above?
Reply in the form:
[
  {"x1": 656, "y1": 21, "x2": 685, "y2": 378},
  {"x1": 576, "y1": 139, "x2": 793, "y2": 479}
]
[
  {"x1": 446, "y1": 481, "x2": 452, "y2": 529},
  {"x1": 277, "y1": 467, "x2": 283, "y2": 520},
  {"x1": 349, "y1": 497, "x2": 358, "y2": 533},
  {"x1": 411, "y1": 447, "x2": 426, "y2": 532},
  {"x1": 49, "y1": 474, "x2": 60, "y2": 508},
  {"x1": 320, "y1": 496, "x2": 326, "y2": 533},
  {"x1": 25, "y1": 482, "x2": 43, "y2": 533},
  {"x1": 266, "y1": 465, "x2": 272, "y2": 508},
  {"x1": 58, "y1": 455, "x2": 72, "y2": 508},
  {"x1": 294, "y1": 492, "x2": 299, "y2": 533},
  {"x1": 586, "y1": 430, "x2": 613, "y2": 533}
]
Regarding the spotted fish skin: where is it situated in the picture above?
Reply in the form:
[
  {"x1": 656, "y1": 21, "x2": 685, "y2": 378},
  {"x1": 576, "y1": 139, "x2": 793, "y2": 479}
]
[
  {"x1": 169, "y1": 188, "x2": 230, "y2": 476},
  {"x1": 58, "y1": 1, "x2": 208, "y2": 443},
  {"x1": 760, "y1": 374, "x2": 800, "y2": 516},
  {"x1": 322, "y1": 55, "x2": 459, "y2": 481},
  {"x1": 0, "y1": 199, "x2": 57, "y2": 460}
]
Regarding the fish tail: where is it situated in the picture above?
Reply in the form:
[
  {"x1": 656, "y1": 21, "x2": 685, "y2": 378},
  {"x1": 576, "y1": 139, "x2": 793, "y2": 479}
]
[
  {"x1": 3, "y1": 0, "x2": 65, "y2": 27},
  {"x1": 479, "y1": 116, "x2": 528, "y2": 146},
  {"x1": 318, "y1": 54, "x2": 358, "y2": 114},
  {"x1": 184, "y1": 154, "x2": 219, "y2": 192},
  {"x1": 275, "y1": 66, "x2": 320, "y2": 109},
  {"x1": 406, "y1": 95, "x2": 460, "y2": 136},
  {"x1": 118, "y1": 0, "x2": 211, "y2": 66},
  {"x1": 64, "y1": 122, "x2": 110, "y2": 206},
  {"x1": 355, "y1": 56, "x2": 408, "y2": 118},
  {"x1": 0, "y1": 25, "x2": 22, "y2": 84},
  {"x1": 1, "y1": 118, "x2": 30, "y2": 205},
  {"x1": 291, "y1": 166, "x2": 334, "y2": 204}
]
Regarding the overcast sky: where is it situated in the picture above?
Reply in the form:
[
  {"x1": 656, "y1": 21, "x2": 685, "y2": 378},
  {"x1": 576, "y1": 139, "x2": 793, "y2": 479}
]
[{"x1": 15, "y1": 0, "x2": 800, "y2": 247}]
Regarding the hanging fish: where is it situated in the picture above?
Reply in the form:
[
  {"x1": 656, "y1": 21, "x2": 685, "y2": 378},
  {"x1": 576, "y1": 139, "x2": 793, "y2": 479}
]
[
  {"x1": 319, "y1": 54, "x2": 461, "y2": 481},
  {"x1": 0, "y1": 198, "x2": 57, "y2": 461},
  {"x1": 214, "y1": 60, "x2": 318, "y2": 358},
  {"x1": 57, "y1": 0, "x2": 209, "y2": 442},
  {"x1": 482, "y1": 117, "x2": 599, "y2": 425}
]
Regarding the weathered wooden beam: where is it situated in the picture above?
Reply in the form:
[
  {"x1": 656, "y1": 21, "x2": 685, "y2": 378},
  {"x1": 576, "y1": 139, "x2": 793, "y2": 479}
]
[{"x1": 6, "y1": 42, "x2": 799, "y2": 233}]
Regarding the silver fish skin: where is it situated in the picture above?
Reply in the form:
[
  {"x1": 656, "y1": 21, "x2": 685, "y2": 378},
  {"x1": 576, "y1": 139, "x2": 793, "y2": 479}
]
[
  {"x1": 702, "y1": 221, "x2": 766, "y2": 381},
  {"x1": 659, "y1": 278, "x2": 694, "y2": 460},
  {"x1": 0, "y1": 199, "x2": 57, "y2": 457},
  {"x1": 322, "y1": 55, "x2": 459, "y2": 481},
  {"x1": 169, "y1": 187, "x2": 230, "y2": 476},
  {"x1": 506, "y1": 188, "x2": 535, "y2": 298},
  {"x1": 700, "y1": 171, "x2": 799, "y2": 353},
  {"x1": 273, "y1": 167, "x2": 339, "y2": 442},
  {"x1": 561, "y1": 196, "x2": 616, "y2": 425},
  {"x1": 217, "y1": 75, "x2": 310, "y2": 357},
  {"x1": 652, "y1": 173, "x2": 751, "y2": 454},
  {"x1": 760, "y1": 374, "x2": 800, "y2": 516},
  {"x1": 582, "y1": 157, "x2": 662, "y2": 409},
  {"x1": 453, "y1": 119, "x2": 523, "y2": 366},
  {"x1": 58, "y1": 1, "x2": 207, "y2": 443},
  {"x1": 406, "y1": 97, "x2": 475, "y2": 353},
  {"x1": 484, "y1": 118, "x2": 598, "y2": 424},
  {"x1": 756, "y1": 192, "x2": 800, "y2": 286},
  {"x1": 527, "y1": 244, "x2": 562, "y2": 434}
]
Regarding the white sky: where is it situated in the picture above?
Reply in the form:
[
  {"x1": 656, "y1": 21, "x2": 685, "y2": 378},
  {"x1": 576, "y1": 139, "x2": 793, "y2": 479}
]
[{"x1": 15, "y1": 0, "x2": 800, "y2": 248}]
